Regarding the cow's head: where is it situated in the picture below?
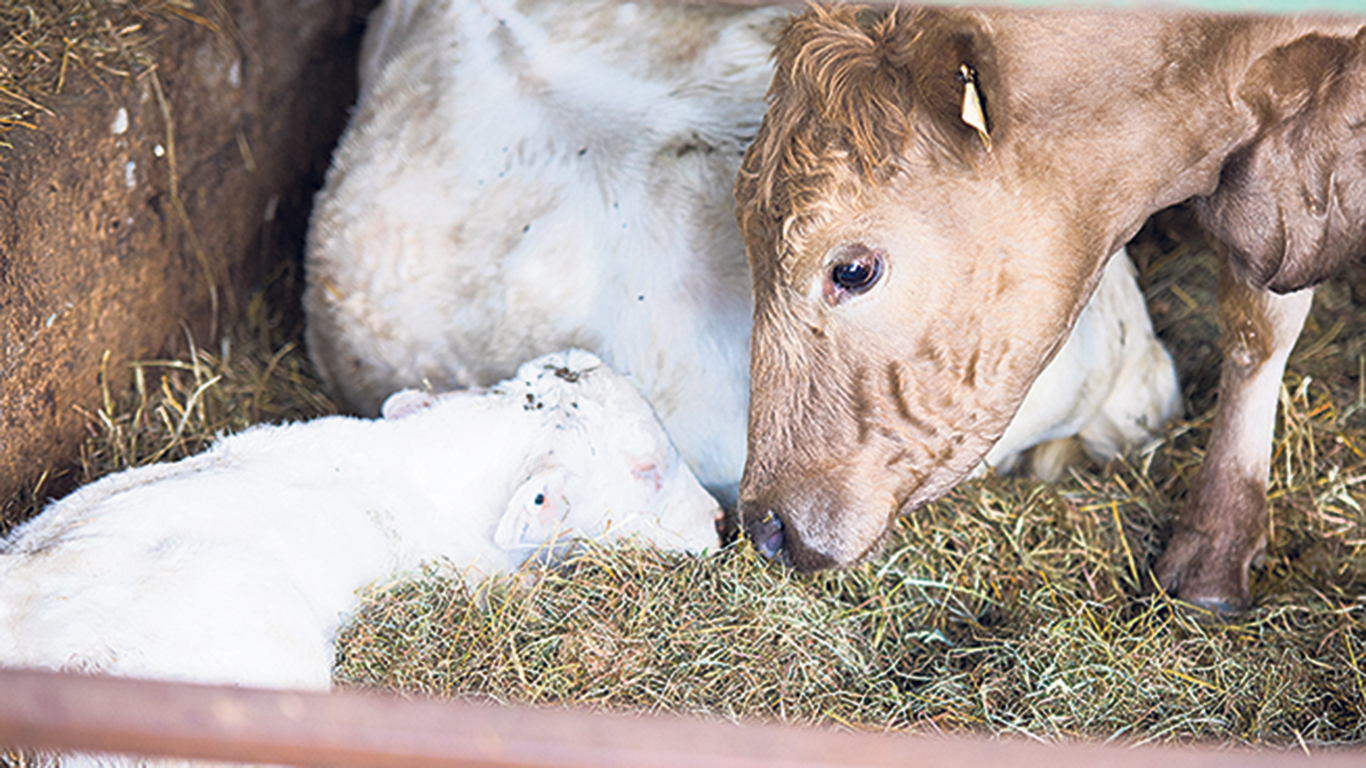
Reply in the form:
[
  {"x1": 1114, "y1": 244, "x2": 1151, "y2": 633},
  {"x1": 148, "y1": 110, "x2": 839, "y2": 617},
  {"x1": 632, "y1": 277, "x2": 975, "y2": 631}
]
[{"x1": 733, "y1": 6, "x2": 1237, "y2": 569}]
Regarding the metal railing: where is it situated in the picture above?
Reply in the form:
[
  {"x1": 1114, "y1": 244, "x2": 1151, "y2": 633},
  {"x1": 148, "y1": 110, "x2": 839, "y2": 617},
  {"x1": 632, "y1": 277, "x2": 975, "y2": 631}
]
[{"x1": 2, "y1": 667, "x2": 1363, "y2": 768}]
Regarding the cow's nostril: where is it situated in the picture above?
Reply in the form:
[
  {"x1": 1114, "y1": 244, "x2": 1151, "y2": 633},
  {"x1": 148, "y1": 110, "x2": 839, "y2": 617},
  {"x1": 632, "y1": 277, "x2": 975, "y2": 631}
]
[{"x1": 747, "y1": 511, "x2": 786, "y2": 560}]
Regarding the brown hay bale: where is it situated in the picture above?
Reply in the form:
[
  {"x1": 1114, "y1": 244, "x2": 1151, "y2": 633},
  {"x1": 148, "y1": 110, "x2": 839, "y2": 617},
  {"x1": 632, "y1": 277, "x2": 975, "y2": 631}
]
[{"x1": 0, "y1": 0, "x2": 373, "y2": 511}]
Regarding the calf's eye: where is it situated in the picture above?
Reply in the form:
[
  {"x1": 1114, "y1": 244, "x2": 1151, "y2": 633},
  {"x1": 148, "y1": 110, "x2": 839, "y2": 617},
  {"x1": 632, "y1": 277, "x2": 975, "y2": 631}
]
[{"x1": 825, "y1": 245, "x2": 884, "y2": 304}]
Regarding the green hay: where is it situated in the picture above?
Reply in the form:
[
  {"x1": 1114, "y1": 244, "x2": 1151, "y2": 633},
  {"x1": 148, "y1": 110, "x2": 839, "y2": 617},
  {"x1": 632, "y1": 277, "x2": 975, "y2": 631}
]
[
  {"x1": 6, "y1": 206, "x2": 1366, "y2": 751},
  {"x1": 336, "y1": 548, "x2": 892, "y2": 727}
]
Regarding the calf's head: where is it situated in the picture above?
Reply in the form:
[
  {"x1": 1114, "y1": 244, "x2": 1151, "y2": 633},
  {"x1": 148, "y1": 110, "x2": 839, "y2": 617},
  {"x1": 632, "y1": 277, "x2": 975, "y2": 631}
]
[
  {"x1": 493, "y1": 350, "x2": 724, "y2": 558},
  {"x1": 735, "y1": 7, "x2": 1156, "y2": 569}
]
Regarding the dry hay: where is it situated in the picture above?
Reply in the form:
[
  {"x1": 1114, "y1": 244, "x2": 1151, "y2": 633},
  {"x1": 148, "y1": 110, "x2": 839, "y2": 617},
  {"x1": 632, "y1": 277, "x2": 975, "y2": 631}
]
[{"x1": 4, "y1": 205, "x2": 1365, "y2": 753}]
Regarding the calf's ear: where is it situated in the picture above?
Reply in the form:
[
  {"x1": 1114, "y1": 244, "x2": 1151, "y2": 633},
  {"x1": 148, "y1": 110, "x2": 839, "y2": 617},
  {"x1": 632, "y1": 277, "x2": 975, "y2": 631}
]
[
  {"x1": 380, "y1": 387, "x2": 485, "y2": 419},
  {"x1": 380, "y1": 389, "x2": 438, "y2": 419},
  {"x1": 1198, "y1": 28, "x2": 1366, "y2": 292}
]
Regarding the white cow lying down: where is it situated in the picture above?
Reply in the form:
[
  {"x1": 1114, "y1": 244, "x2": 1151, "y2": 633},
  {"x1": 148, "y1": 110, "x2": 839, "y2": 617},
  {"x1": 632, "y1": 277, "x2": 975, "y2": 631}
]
[
  {"x1": 304, "y1": 0, "x2": 1181, "y2": 505},
  {"x1": 0, "y1": 350, "x2": 719, "y2": 697}
]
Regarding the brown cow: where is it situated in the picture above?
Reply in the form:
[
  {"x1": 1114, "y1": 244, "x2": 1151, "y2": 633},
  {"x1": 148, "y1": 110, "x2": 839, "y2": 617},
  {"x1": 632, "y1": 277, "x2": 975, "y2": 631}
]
[{"x1": 735, "y1": 5, "x2": 1366, "y2": 613}]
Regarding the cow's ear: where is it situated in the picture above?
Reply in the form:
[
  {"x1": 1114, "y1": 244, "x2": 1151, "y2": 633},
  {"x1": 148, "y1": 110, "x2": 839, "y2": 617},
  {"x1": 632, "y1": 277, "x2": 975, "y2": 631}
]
[
  {"x1": 873, "y1": 7, "x2": 999, "y2": 160},
  {"x1": 1198, "y1": 28, "x2": 1366, "y2": 292}
]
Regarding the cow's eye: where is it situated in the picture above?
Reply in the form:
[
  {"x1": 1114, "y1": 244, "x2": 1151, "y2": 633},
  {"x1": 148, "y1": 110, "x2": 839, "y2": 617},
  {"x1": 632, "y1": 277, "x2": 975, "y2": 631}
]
[
  {"x1": 832, "y1": 262, "x2": 877, "y2": 291},
  {"x1": 825, "y1": 245, "x2": 884, "y2": 303}
]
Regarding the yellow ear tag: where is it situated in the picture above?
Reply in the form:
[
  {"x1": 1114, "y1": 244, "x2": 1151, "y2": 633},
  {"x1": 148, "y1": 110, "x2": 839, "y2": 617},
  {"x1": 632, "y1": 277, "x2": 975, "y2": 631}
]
[{"x1": 959, "y1": 64, "x2": 992, "y2": 152}]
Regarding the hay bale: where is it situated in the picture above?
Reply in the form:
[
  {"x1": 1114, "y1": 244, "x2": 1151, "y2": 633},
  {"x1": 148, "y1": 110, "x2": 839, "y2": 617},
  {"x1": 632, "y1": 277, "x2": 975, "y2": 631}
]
[{"x1": 0, "y1": 0, "x2": 375, "y2": 508}]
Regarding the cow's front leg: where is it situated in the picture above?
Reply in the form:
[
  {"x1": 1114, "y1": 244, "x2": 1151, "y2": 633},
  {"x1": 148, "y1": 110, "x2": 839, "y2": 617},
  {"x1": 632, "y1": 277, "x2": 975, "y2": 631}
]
[{"x1": 1154, "y1": 255, "x2": 1313, "y2": 614}]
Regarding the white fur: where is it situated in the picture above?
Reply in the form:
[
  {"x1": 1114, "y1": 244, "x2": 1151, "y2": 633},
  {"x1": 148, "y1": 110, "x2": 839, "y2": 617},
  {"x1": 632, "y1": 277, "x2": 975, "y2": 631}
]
[
  {"x1": 304, "y1": 0, "x2": 1181, "y2": 505},
  {"x1": 0, "y1": 350, "x2": 719, "y2": 695},
  {"x1": 985, "y1": 252, "x2": 1182, "y2": 476}
]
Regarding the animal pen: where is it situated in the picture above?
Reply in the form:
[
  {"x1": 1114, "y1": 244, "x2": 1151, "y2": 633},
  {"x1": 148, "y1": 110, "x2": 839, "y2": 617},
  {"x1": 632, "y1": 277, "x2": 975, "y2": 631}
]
[{"x1": 2, "y1": 0, "x2": 1366, "y2": 766}]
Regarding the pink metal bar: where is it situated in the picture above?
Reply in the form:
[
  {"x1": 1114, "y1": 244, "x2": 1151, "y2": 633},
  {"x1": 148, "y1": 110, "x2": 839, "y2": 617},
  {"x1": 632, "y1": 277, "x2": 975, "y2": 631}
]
[{"x1": 1, "y1": 667, "x2": 1362, "y2": 768}]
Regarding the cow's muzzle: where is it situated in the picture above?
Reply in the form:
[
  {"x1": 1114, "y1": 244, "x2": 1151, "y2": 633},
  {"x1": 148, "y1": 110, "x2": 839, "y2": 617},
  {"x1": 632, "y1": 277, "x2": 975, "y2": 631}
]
[
  {"x1": 746, "y1": 510, "x2": 787, "y2": 562},
  {"x1": 742, "y1": 508, "x2": 843, "y2": 572}
]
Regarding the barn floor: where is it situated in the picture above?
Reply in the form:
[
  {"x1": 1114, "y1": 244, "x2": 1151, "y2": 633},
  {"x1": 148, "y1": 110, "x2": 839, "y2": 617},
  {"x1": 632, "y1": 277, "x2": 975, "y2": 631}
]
[{"x1": 4, "y1": 205, "x2": 1366, "y2": 753}]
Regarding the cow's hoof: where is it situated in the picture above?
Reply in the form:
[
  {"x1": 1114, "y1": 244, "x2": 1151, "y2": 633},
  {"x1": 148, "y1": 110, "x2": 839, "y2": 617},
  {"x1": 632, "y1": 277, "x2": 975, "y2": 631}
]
[{"x1": 1153, "y1": 528, "x2": 1255, "y2": 616}]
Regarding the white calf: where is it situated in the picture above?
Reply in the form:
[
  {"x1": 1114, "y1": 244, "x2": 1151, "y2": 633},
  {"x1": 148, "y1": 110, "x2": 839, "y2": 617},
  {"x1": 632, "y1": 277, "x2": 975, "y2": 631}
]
[{"x1": 0, "y1": 350, "x2": 719, "y2": 694}]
